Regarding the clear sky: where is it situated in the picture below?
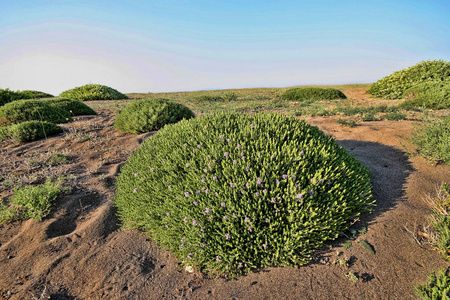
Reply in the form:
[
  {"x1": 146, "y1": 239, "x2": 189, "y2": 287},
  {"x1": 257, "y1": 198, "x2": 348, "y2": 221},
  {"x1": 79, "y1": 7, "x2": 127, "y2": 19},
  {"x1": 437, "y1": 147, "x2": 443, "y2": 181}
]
[{"x1": 1, "y1": 0, "x2": 449, "y2": 95}]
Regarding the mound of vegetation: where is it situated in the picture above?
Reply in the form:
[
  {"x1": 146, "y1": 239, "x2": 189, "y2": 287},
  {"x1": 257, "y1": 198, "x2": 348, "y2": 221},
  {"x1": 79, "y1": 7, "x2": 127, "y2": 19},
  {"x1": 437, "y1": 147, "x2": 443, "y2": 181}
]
[
  {"x1": 19, "y1": 90, "x2": 54, "y2": 99},
  {"x1": 115, "y1": 113, "x2": 374, "y2": 275},
  {"x1": 411, "y1": 116, "x2": 450, "y2": 165},
  {"x1": 400, "y1": 79, "x2": 450, "y2": 109},
  {"x1": 0, "y1": 100, "x2": 72, "y2": 125},
  {"x1": 114, "y1": 98, "x2": 195, "y2": 134},
  {"x1": 0, "y1": 121, "x2": 63, "y2": 144},
  {"x1": 0, "y1": 88, "x2": 32, "y2": 106},
  {"x1": 41, "y1": 98, "x2": 97, "y2": 116},
  {"x1": 367, "y1": 60, "x2": 450, "y2": 99},
  {"x1": 281, "y1": 87, "x2": 347, "y2": 101},
  {"x1": 59, "y1": 84, "x2": 128, "y2": 101}
]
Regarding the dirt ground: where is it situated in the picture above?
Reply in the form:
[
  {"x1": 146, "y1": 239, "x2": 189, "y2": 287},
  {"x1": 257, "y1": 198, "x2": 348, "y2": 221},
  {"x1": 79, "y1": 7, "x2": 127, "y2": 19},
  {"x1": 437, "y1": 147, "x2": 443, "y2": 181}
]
[{"x1": 1, "y1": 90, "x2": 449, "y2": 299}]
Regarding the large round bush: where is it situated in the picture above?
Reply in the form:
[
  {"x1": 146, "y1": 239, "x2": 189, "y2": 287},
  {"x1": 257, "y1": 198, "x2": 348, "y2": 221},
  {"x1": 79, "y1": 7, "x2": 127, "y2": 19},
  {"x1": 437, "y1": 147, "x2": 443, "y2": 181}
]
[
  {"x1": 59, "y1": 84, "x2": 128, "y2": 101},
  {"x1": 115, "y1": 113, "x2": 374, "y2": 275},
  {"x1": 0, "y1": 100, "x2": 72, "y2": 125},
  {"x1": 400, "y1": 79, "x2": 450, "y2": 109},
  {"x1": 367, "y1": 60, "x2": 450, "y2": 99},
  {"x1": 281, "y1": 87, "x2": 347, "y2": 101},
  {"x1": 0, "y1": 121, "x2": 63, "y2": 143},
  {"x1": 0, "y1": 89, "x2": 32, "y2": 106},
  {"x1": 114, "y1": 98, "x2": 195, "y2": 134},
  {"x1": 41, "y1": 98, "x2": 97, "y2": 116},
  {"x1": 19, "y1": 90, "x2": 54, "y2": 99}
]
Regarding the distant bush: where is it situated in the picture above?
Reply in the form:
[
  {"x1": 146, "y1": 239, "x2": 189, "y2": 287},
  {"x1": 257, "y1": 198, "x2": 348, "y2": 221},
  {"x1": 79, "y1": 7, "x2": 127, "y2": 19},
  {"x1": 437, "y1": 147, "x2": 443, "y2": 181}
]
[
  {"x1": 411, "y1": 116, "x2": 450, "y2": 165},
  {"x1": 114, "y1": 98, "x2": 195, "y2": 134},
  {"x1": 281, "y1": 87, "x2": 347, "y2": 101},
  {"x1": 194, "y1": 95, "x2": 225, "y2": 102},
  {"x1": 367, "y1": 60, "x2": 450, "y2": 99},
  {"x1": 415, "y1": 268, "x2": 450, "y2": 299},
  {"x1": 0, "y1": 88, "x2": 31, "y2": 106},
  {"x1": 0, "y1": 121, "x2": 63, "y2": 144},
  {"x1": 400, "y1": 79, "x2": 450, "y2": 109},
  {"x1": 41, "y1": 98, "x2": 97, "y2": 116},
  {"x1": 59, "y1": 84, "x2": 128, "y2": 101},
  {"x1": 115, "y1": 113, "x2": 374, "y2": 276},
  {"x1": 19, "y1": 90, "x2": 54, "y2": 99},
  {"x1": 0, "y1": 100, "x2": 72, "y2": 125}
]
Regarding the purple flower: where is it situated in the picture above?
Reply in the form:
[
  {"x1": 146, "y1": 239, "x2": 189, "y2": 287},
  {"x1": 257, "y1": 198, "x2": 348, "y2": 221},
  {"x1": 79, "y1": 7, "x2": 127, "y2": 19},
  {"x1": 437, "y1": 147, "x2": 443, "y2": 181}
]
[
  {"x1": 247, "y1": 226, "x2": 253, "y2": 232},
  {"x1": 246, "y1": 182, "x2": 251, "y2": 189},
  {"x1": 215, "y1": 192, "x2": 219, "y2": 196},
  {"x1": 187, "y1": 253, "x2": 192, "y2": 260},
  {"x1": 250, "y1": 124, "x2": 255, "y2": 129},
  {"x1": 265, "y1": 218, "x2": 270, "y2": 223},
  {"x1": 319, "y1": 179, "x2": 325, "y2": 184},
  {"x1": 221, "y1": 202, "x2": 226, "y2": 207},
  {"x1": 263, "y1": 189, "x2": 268, "y2": 194},
  {"x1": 193, "y1": 149, "x2": 196, "y2": 153},
  {"x1": 276, "y1": 180, "x2": 280, "y2": 185},
  {"x1": 282, "y1": 174, "x2": 288, "y2": 179},
  {"x1": 238, "y1": 262, "x2": 243, "y2": 268},
  {"x1": 237, "y1": 144, "x2": 241, "y2": 149},
  {"x1": 256, "y1": 177, "x2": 262, "y2": 186},
  {"x1": 300, "y1": 150, "x2": 304, "y2": 155},
  {"x1": 244, "y1": 217, "x2": 250, "y2": 223},
  {"x1": 196, "y1": 190, "x2": 201, "y2": 195},
  {"x1": 133, "y1": 188, "x2": 138, "y2": 193},
  {"x1": 205, "y1": 208, "x2": 211, "y2": 214},
  {"x1": 185, "y1": 192, "x2": 190, "y2": 197},
  {"x1": 263, "y1": 244, "x2": 268, "y2": 249},
  {"x1": 150, "y1": 168, "x2": 154, "y2": 172},
  {"x1": 291, "y1": 175, "x2": 296, "y2": 178},
  {"x1": 275, "y1": 209, "x2": 280, "y2": 213},
  {"x1": 213, "y1": 176, "x2": 217, "y2": 180},
  {"x1": 241, "y1": 190, "x2": 245, "y2": 195},
  {"x1": 197, "y1": 144, "x2": 201, "y2": 148},
  {"x1": 162, "y1": 159, "x2": 166, "y2": 163},
  {"x1": 270, "y1": 198, "x2": 276, "y2": 203},
  {"x1": 296, "y1": 194, "x2": 304, "y2": 199},
  {"x1": 224, "y1": 152, "x2": 229, "y2": 157},
  {"x1": 200, "y1": 227, "x2": 204, "y2": 232},
  {"x1": 216, "y1": 256, "x2": 221, "y2": 262},
  {"x1": 225, "y1": 233, "x2": 231, "y2": 240},
  {"x1": 255, "y1": 192, "x2": 260, "y2": 197},
  {"x1": 232, "y1": 213, "x2": 237, "y2": 218},
  {"x1": 201, "y1": 179, "x2": 206, "y2": 183},
  {"x1": 230, "y1": 182, "x2": 235, "y2": 188},
  {"x1": 219, "y1": 135, "x2": 224, "y2": 139},
  {"x1": 180, "y1": 244, "x2": 184, "y2": 249},
  {"x1": 168, "y1": 186, "x2": 172, "y2": 190},
  {"x1": 360, "y1": 194, "x2": 365, "y2": 198},
  {"x1": 227, "y1": 138, "x2": 231, "y2": 142},
  {"x1": 233, "y1": 160, "x2": 237, "y2": 164},
  {"x1": 186, "y1": 163, "x2": 190, "y2": 167},
  {"x1": 190, "y1": 138, "x2": 194, "y2": 141},
  {"x1": 204, "y1": 189, "x2": 209, "y2": 194},
  {"x1": 193, "y1": 201, "x2": 198, "y2": 206},
  {"x1": 203, "y1": 169, "x2": 208, "y2": 173},
  {"x1": 183, "y1": 217, "x2": 188, "y2": 223},
  {"x1": 165, "y1": 225, "x2": 169, "y2": 228},
  {"x1": 166, "y1": 212, "x2": 170, "y2": 216},
  {"x1": 309, "y1": 190, "x2": 315, "y2": 196},
  {"x1": 223, "y1": 215, "x2": 228, "y2": 220},
  {"x1": 183, "y1": 144, "x2": 187, "y2": 147},
  {"x1": 192, "y1": 220, "x2": 197, "y2": 226},
  {"x1": 134, "y1": 173, "x2": 138, "y2": 177},
  {"x1": 208, "y1": 216, "x2": 214, "y2": 221}
]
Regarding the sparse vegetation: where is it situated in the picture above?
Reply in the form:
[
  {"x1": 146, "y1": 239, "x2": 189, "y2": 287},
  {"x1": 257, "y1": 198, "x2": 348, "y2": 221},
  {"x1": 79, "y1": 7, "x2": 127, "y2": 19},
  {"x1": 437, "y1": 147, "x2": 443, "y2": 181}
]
[
  {"x1": 367, "y1": 60, "x2": 450, "y2": 99},
  {"x1": 400, "y1": 79, "x2": 450, "y2": 109},
  {"x1": 415, "y1": 268, "x2": 450, "y2": 299},
  {"x1": 114, "y1": 98, "x2": 195, "y2": 134},
  {"x1": 282, "y1": 87, "x2": 347, "y2": 101},
  {"x1": 0, "y1": 100, "x2": 73, "y2": 125},
  {"x1": 115, "y1": 112, "x2": 374, "y2": 276},
  {"x1": 410, "y1": 116, "x2": 450, "y2": 165},
  {"x1": 59, "y1": 84, "x2": 128, "y2": 101}
]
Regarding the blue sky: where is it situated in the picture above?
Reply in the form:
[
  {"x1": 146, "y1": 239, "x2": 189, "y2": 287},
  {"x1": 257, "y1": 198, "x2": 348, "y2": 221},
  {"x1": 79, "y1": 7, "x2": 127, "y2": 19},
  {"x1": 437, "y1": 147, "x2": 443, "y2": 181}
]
[{"x1": 1, "y1": 0, "x2": 449, "y2": 95}]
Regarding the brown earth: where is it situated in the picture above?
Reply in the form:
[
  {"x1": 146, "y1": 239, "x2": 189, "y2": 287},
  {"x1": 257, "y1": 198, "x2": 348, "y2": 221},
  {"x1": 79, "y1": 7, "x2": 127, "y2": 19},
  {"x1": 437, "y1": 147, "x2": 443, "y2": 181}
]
[{"x1": 0, "y1": 94, "x2": 449, "y2": 299}]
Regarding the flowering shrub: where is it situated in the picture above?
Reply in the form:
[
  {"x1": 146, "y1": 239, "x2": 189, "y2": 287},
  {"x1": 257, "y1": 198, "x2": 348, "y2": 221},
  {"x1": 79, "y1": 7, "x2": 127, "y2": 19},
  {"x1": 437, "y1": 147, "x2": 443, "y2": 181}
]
[
  {"x1": 114, "y1": 98, "x2": 195, "y2": 134},
  {"x1": 41, "y1": 98, "x2": 97, "y2": 116},
  {"x1": 281, "y1": 87, "x2": 346, "y2": 101},
  {"x1": 59, "y1": 84, "x2": 128, "y2": 101},
  {"x1": 0, "y1": 100, "x2": 72, "y2": 125},
  {"x1": 367, "y1": 60, "x2": 450, "y2": 99},
  {"x1": 115, "y1": 113, "x2": 374, "y2": 275}
]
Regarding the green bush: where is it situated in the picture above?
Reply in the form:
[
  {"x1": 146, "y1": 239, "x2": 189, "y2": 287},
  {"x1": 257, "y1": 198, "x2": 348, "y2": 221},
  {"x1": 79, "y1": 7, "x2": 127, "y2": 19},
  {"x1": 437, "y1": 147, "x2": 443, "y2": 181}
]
[
  {"x1": 0, "y1": 88, "x2": 32, "y2": 106},
  {"x1": 428, "y1": 183, "x2": 450, "y2": 260},
  {"x1": 41, "y1": 98, "x2": 97, "y2": 116},
  {"x1": 281, "y1": 87, "x2": 347, "y2": 101},
  {"x1": 367, "y1": 60, "x2": 450, "y2": 99},
  {"x1": 194, "y1": 95, "x2": 225, "y2": 102},
  {"x1": 0, "y1": 100, "x2": 72, "y2": 125},
  {"x1": 59, "y1": 84, "x2": 128, "y2": 101},
  {"x1": 19, "y1": 90, "x2": 54, "y2": 99},
  {"x1": 115, "y1": 113, "x2": 374, "y2": 276},
  {"x1": 414, "y1": 268, "x2": 450, "y2": 299},
  {"x1": 400, "y1": 79, "x2": 450, "y2": 109},
  {"x1": 114, "y1": 98, "x2": 195, "y2": 134},
  {"x1": 10, "y1": 180, "x2": 61, "y2": 221},
  {"x1": 411, "y1": 116, "x2": 450, "y2": 165},
  {"x1": 0, "y1": 121, "x2": 63, "y2": 143}
]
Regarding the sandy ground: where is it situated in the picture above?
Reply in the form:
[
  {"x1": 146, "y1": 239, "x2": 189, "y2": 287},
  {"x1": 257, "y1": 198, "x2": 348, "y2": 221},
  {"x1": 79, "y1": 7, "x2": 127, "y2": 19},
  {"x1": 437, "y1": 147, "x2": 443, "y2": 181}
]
[{"x1": 1, "y1": 95, "x2": 449, "y2": 299}]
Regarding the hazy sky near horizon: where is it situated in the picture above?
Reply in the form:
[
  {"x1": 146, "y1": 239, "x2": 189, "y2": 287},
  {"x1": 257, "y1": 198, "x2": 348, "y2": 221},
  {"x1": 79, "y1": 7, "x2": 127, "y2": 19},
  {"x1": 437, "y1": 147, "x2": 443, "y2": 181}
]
[{"x1": 1, "y1": 0, "x2": 449, "y2": 95}]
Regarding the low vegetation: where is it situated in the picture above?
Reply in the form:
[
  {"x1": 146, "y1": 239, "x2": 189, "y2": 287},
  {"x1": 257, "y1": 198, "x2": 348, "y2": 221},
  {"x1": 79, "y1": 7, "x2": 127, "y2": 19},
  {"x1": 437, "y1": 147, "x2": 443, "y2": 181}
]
[
  {"x1": 0, "y1": 121, "x2": 63, "y2": 144},
  {"x1": 41, "y1": 98, "x2": 97, "y2": 116},
  {"x1": 59, "y1": 84, "x2": 128, "y2": 101},
  {"x1": 0, "y1": 88, "x2": 31, "y2": 106},
  {"x1": 415, "y1": 268, "x2": 450, "y2": 299},
  {"x1": 114, "y1": 98, "x2": 195, "y2": 134},
  {"x1": 411, "y1": 116, "x2": 450, "y2": 165},
  {"x1": 19, "y1": 90, "x2": 54, "y2": 99},
  {"x1": 367, "y1": 60, "x2": 450, "y2": 99},
  {"x1": 115, "y1": 112, "x2": 374, "y2": 276},
  {"x1": 400, "y1": 79, "x2": 450, "y2": 109},
  {"x1": 281, "y1": 87, "x2": 347, "y2": 101},
  {"x1": 0, "y1": 100, "x2": 72, "y2": 125}
]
